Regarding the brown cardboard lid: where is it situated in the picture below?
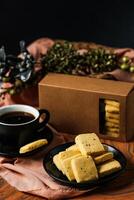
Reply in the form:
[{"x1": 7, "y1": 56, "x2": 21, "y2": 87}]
[{"x1": 39, "y1": 73, "x2": 134, "y2": 96}]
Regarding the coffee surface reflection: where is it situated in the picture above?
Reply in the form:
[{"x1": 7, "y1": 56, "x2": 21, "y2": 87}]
[{"x1": 0, "y1": 112, "x2": 35, "y2": 124}]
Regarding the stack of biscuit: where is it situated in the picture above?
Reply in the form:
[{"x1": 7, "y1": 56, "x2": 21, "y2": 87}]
[
  {"x1": 104, "y1": 100, "x2": 120, "y2": 138},
  {"x1": 53, "y1": 133, "x2": 121, "y2": 183}
]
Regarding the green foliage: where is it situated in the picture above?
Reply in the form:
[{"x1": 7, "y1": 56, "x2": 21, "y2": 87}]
[{"x1": 0, "y1": 41, "x2": 134, "y2": 98}]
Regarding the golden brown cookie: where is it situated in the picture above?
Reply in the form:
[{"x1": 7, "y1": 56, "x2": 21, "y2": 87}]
[
  {"x1": 75, "y1": 133, "x2": 105, "y2": 156},
  {"x1": 105, "y1": 112, "x2": 120, "y2": 120},
  {"x1": 98, "y1": 159, "x2": 121, "y2": 177},
  {"x1": 66, "y1": 144, "x2": 79, "y2": 152},
  {"x1": 105, "y1": 121, "x2": 119, "y2": 128},
  {"x1": 19, "y1": 139, "x2": 48, "y2": 154},
  {"x1": 106, "y1": 127, "x2": 119, "y2": 133},
  {"x1": 94, "y1": 152, "x2": 114, "y2": 164},
  {"x1": 105, "y1": 117, "x2": 119, "y2": 124},
  {"x1": 106, "y1": 131, "x2": 119, "y2": 138},
  {"x1": 104, "y1": 100, "x2": 119, "y2": 109},
  {"x1": 105, "y1": 104, "x2": 119, "y2": 114},
  {"x1": 71, "y1": 155, "x2": 98, "y2": 183},
  {"x1": 53, "y1": 154, "x2": 63, "y2": 171},
  {"x1": 62, "y1": 154, "x2": 81, "y2": 181}
]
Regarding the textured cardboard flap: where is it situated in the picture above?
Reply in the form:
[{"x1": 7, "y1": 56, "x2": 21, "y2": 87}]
[{"x1": 39, "y1": 73, "x2": 134, "y2": 97}]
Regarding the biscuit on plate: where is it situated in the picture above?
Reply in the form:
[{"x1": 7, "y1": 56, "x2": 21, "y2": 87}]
[
  {"x1": 75, "y1": 133, "x2": 105, "y2": 156},
  {"x1": 66, "y1": 144, "x2": 80, "y2": 152},
  {"x1": 61, "y1": 154, "x2": 81, "y2": 181},
  {"x1": 59, "y1": 149, "x2": 81, "y2": 160},
  {"x1": 53, "y1": 154, "x2": 63, "y2": 171},
  {"x1": 98, "y1": 159, "x2": 121, "y2": 177},
  {"x1": 58, "y1": 150, "x2": 81, "y2": 174},
  {"x1": 71, "y1": 155, "x2": 98, "y2": 183},
  {"x1": 94, "y1": 152, "x2": 113, "y2": 164}
]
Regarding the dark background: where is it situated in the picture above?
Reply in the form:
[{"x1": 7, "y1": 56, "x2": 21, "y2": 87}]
[{"x1": 1, "y1": 0, "x2": 134, "y2": 54}]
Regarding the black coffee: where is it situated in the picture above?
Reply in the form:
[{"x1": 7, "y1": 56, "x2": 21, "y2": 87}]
[{"x1": 0, "y1": 112, "x2": 35, "y2": 124}]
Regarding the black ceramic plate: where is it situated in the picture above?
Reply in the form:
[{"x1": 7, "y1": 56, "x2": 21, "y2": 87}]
[
  {"x1": 0, "y1": 125, "x2": 53, "y2": 157},
  {"x1": 43, "y1": 142, "x2": 127, "y2": 190}
]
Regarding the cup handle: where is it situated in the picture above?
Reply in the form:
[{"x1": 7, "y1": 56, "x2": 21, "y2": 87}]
[{"x1": 37, "y1": 109, "x2": 50, "y2": 132}]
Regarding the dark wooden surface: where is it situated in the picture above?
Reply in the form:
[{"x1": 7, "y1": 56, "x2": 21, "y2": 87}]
[{"x1": 0, "y1": 138, "x2": 134, "y2": 200}]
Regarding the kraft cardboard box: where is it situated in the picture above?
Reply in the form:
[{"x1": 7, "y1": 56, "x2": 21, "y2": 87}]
[{"x1": 39, "y1": 73, "x2": 134, "y2": 141}]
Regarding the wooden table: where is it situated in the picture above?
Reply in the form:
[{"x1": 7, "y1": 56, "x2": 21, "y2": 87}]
[{"x1": 0, "y1": 138, "x2": 134, "y2": 200}]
